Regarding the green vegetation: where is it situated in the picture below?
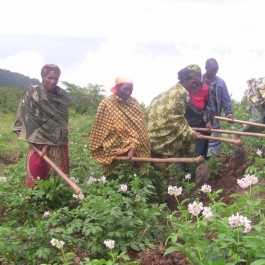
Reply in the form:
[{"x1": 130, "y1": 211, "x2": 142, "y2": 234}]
[
  {"x1": 0, "y1": 68, "x2": 40, "y2": 90},
  {"x1": 63, "y1": 81, "x2": 106, "y2": 115},
  {"x1": 1, "y1": 80, "x2": 265, "y2": 264},
  {"x1": 0, "y1": 86, "x2": 23, "y2": 113}
]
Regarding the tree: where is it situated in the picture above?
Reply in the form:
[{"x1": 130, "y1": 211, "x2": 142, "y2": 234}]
[
  {"x1": 0, "y1": 68, "x2": 40, "y2": 90},
  {"x1": 61, "y1": 81, "x2": 106, "y2": 115}
]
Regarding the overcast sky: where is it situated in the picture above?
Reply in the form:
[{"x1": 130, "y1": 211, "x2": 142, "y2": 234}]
[{"x1": 1, "y1": 0, "x2": 265, "y2": 105}]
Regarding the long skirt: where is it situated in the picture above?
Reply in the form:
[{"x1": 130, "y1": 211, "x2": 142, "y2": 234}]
[{"x1": 25, "y1": 145, "x2": 70, "y2": 188}]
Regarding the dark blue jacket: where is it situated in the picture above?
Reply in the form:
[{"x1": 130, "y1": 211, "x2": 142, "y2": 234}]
[{"x1": 202, "y1": 74, "x2": 233, "y2": 116}]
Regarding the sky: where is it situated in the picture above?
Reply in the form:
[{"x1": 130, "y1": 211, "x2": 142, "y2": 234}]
[{"x1": 1, "y1": 0, "x2": 265, "y2": 105}]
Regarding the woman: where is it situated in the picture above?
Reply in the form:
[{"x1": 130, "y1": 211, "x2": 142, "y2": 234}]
[
  {"x1": 233, "y1": 77, "x2": 265, "y2": 139},
  {"x1": 13, "y1": 64, "x2": 70, "y2": 188},
  {"x1": 184, "y1": 64, "x2": 213, "y2": 157},
  {"x1": 90, "y1": 76, "x2": 150, "y2": 176},
  {"x1": 147, "y1": 65, "x2": 202, "y2": 173}
]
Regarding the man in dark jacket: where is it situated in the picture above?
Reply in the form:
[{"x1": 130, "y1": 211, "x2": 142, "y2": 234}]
[{"x1": 202, "y1": 58, "x2": 233, "y2": 157}]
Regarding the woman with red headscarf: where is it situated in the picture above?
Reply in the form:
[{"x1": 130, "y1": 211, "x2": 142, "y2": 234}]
[{"x1": 13, "y1": 64, "x2": 70, "y2": 188}]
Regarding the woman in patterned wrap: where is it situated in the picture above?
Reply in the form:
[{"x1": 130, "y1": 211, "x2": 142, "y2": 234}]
[
  {"x1": 233, "y1": 77, "x2": 265, "y2": 139},
  {"x1": 147, "y1": 65, "x2": 202, "y2": 173},
  {"x1": 90, "y1": 76, "x2": 150, "y2": 176},
  {"x1": 13, "y1": 64, "x2": 70, "y2": 188}
]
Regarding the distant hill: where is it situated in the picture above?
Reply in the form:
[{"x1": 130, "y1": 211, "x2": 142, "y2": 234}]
[{"x1": 0, "y1": 68, "x2": 40, "y2": 90}]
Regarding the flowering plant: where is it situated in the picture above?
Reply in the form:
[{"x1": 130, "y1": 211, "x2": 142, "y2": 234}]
[{"x1": 120, "y1": 184, "x2": 128, "y2": 193}]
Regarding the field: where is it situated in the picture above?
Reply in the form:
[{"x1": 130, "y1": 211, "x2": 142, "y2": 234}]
[{"x1": 1, "y1": 100, "x2": 265, "y2": 265}]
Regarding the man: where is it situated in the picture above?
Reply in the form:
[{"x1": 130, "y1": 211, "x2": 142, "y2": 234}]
[
  {"x1": 202, "y1": 58, "x2": 233, "y2": 157},
  {"x1": 89, "y1": 76, "x2": 150, "y2": 176}
]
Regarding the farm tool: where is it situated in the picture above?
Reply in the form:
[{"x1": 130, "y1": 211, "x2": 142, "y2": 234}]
[
  {"x1": 115, "y1": 156, "x2": 204, "y2": 163},
  {"x1": 196, "y1": 134, "x2": 243, "y2": 146},
  {"x1": 30, "y1": 144, "x2": 86, "y2": 209},
  {"x1": 29, "y1": 144, "x2": 84, "y2": 195},
  {"x1": 215, "y1": 116, "x2": 265, "y2": 128},
  {"x1": 29, "y1": 144, "x2": 208, "y2": 205},
  {"x1": 192, "y1": 127, "x2": 247, "y2": 171},
  {"x1": 192, "y1": 127, "x2": 265, "y2": 138},
  {"x1": 115, "y1": 156, "x2": 210, "y2": 187}
]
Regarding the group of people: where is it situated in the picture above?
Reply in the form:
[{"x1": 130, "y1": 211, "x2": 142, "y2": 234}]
[
  {"x1": 90, "y1": 58, "x2": 233, "y2": 176},
  {"x1": 14, "y1": 59, "x2": 235, "y2": 186}
]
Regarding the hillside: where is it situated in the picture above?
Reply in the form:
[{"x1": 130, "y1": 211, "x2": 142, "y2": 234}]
[{"x1": 0, "y1": 68, "x2": 40, "y2": 90}]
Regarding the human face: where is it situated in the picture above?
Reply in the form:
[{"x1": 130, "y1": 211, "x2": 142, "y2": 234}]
[
  {"x1": 42, "y1": 72, "x2": 60, "y2": 93},
  {"x1": 205, "y1": 63, "x2": 219, "y2": 78},
  {"x1": 116, "y1": 82, "x2": 133, "y2": 101},
  {"x1": 182, "y1": 76, "x2": 200, "y2": 92}
]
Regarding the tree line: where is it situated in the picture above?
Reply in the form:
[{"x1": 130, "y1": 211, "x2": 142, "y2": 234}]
[
  {"x1": 0, "y1": 69, "x2": 106, "y2": 115},
  {"x1": 0, "y1": 68, "x2": 40, "y2": 90}
]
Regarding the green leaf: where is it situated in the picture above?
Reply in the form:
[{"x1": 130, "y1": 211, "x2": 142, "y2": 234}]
[
  {"x1": 131, "y1": 244, "x2": 140, "y2": 251},
  {"x1": 211, "y1": 261, "x2": 226, "y2": 265},
  {"x1": 164, "y1": 246, "x2": 181, "y2": 256},
  {"x1": 256, "y1": 251, "x2": 265, "y2": 258},
  {"x1": 251, "y1": 260, "x2": 265, "y2": 265}
]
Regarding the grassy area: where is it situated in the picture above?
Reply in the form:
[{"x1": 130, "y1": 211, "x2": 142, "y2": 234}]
[{"x1": 1, "y1": 99, "x2": 265, "y2": 264}]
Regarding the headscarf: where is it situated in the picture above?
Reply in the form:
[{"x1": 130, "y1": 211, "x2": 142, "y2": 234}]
[
  {"x1": 41, "y1": 64, "x2": 61, "y2": 78},
  {"x1": 178, "y1": 64, "x2": 200, "y2": 81},
  {"x1": 110, "y1": 76, "x2": 133, "y2": 94}
]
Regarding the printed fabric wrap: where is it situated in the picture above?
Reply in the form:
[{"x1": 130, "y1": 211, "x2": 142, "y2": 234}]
[
  {"x1": 247, "y1": 77, "x2": 265, "y2": 108},
  {"x1": 178, "y1": 66, "x2": 198, "y2": 81},
  {"x1": 146, "y1": 83, "x2": 195, "y2": 172},
  {"x1": 90, "y1": 94, "x2": 151, "y2": 176},
  {"x1": 240, "y1": 77, "x2": 265, "y2": 132},
  {"x1": 14, "y1": 85, "x2": 69, "y2": 145}
]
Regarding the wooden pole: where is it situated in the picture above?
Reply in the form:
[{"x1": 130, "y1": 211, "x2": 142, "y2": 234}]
[
  {"x1": 215, "y1": 116, "x2": 265, "y2": 128},
  {"x1": 115, "y1": 156, "x2": 204, "y2": 164},
  {"x1": 198, "y1": 135, "x2": 243, "y2": 146},
  {"x1": 30, "y1": 144, "x2": 83, "y2": 194},
  {"x1": 192, "y1": 127, "x2": 265, "y2": 138}
]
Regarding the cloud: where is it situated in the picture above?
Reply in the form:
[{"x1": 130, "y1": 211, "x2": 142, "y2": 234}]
[
  {"x1": 1, "y1": 0, "x2": 265, "y2": 105},
  {"x1": 0, "y1": 50, "x2": 44, "y2": 80}
]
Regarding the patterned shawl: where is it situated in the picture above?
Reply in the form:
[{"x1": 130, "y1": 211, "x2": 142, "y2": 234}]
[
  {"x1": 146, "y1": 83, "x2": 195, "y2": 172},
  {"x1": 14, "y1": 85, "x2": 69, "y2": 145},
  {"x1": 90, "y1": 94, "x2": 150, "y2": 176},
  {"x1": 247, "y1": 77, "x2": 265, "y2": 108}
]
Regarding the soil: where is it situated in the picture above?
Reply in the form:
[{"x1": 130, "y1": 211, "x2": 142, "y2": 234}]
[
  {"x1": 90, "y1": 151, "x2": 257, "y2": 265},
  {"x1": 132, "y1": 151, "x2": 257, "y2": 265},
  {"x1": 1, "y1": 149, "x2": 261, "y2": 265},
  {"x1": 129, "y1": 247, "x2": 192, "y2": 265}
]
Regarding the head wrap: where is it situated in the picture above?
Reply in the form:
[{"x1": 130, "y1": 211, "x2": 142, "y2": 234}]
[
  {"x1": 41, "y1": 64, "x2": 61, "y2": 78},
  {"x1": 110, "y1": 76, "x2": 133, "y2": 94},
  {"x1": 177, "y1": 64, "x2": 200, "y2": 81}
]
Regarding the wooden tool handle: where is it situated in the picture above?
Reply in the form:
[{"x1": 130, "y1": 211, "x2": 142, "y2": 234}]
[
  {"x1": 30, "y1": 144, "x2": 83, "y2": 194},
  {"x1": 215, "y1": 116, "x2": 265, "y2": 128},
  {"x1": 115, "y1": 156, "x2": 204, "y2": 164},
  {"x1": 193, "y1": 127, "x2": 265, "y2": 138},
  {"x1": 199, "y1": 135, "x2": 243, "y2": 146}
]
